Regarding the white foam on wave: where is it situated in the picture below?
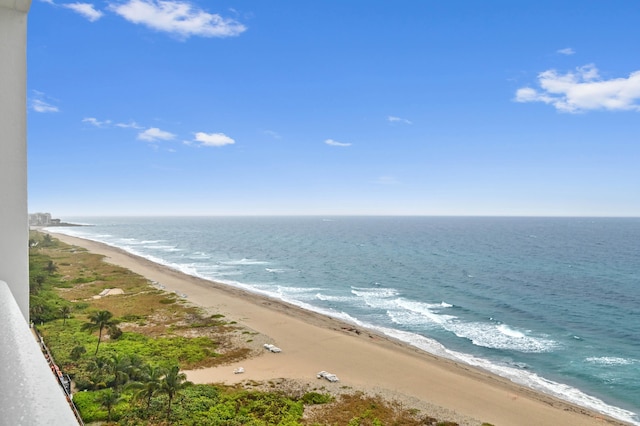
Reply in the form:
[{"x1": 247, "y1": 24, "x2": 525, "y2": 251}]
[
  {"x1": 315, "y1": 293, "x2": 359, "y2": 303},
  {"x1": 117, "y1": 248, "x2": 191, "y2": 277},
  {"x1": 378, "y1": 326, "x2": 455, "y2": 359},
  {"x1": 355, "y1": 289, "x2": 558, "y2": 354},
  {"x1": 586, "y1": 357, "x2": 639, "y2": 366},
  {"x1": 351, "y1": 286, "x2": 400, "y2": 309},
  {"x1": 497, "y1": 324, "x2": 525, "y2": 338},
  {"x1": 140, "y1": 240, "x2": 163, "y2": 244},
  {"x1": 393, "y1": 299, "x2": 457, "y2": 326},
  {"x1": 265, "y1": 268, "x2": 287, "y2": 273},
  {"x1": 279, "y1": 285, "x2": 324, "y2": 294},
  {"x1": 388, "y1": 298, "x2": 558, "y2": 353},
  {"x1": 223, "y1": 258, "x2": 269, "y2": 266},
  {"x1": 351, "y1": 286, "x2": 399, "y2": 298},
  {"x1": 143, "y1": 244, "x2": 182, "y2": 252},
  {"x1": 387, "y1": 310, "x2": 444, "y2": 329},
  {"x1": 195, "y1": 263, "x2": 244, "y2": 278},
  {"x1": 377, "y1": 327, "x2": 639, "y2": 425},
  {"x1": 118, "y1": 238, "x2": 164, "y2": 245},
  {"x1": 90, "y1": 236, "x2": 181, "y2": 254},
  {"x1": 211, "y1": 270, "x2": 243, "y2": 277},
  {"x1": 396, "y1": 298, "x2": 454, "y2": 312},
  {"x1": 194, "y1": 263, "x2": 236, "y2": 272},
  {"x1": 223, "y1": 284, "x2": 367, "y2": 328},
  {"x1": 455, "y1": 350, "x2": 639, "y2": 425},
  {"x1": 166, "y1": 261, "x2": 201, "y2": 277},
  {"x1": 117, "y1": 237, "x2": 138, "y2": 243},
  {"x1": 186, "y1": 252, "x2": 211, "y2": 260},
  {"x1": 275, "y1": 286, "x2": 324, "y2": 301},
  {"x1": 448, "y1": 321, "x2": 558, "y2": 353}
]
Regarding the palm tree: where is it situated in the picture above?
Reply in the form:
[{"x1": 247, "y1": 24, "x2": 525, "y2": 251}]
[
  {"x1": 127, "y1": 354, "x2": 146, "y2": 382},
  {"x1": 29, "y1": 274, "x2": 45, "y2": 294},
  {"x1": 87, "y1": 356, "x2": 112, "y2": 390},
  {"x1": 108, "y1": 354, "x2": 132, "y2": 392},
  {"x1": 82, "y1": 310, "x2": 115, "y2": 355},
  {"x1": 43, "y1": 233, "x2": 53, "y2": 246},
  {"x1": 29, "y1": 303, "x2": 45, "y2": 324},
  {"x1": 60, "y1": 305, "x2": 72, "y2": 325},
  {"x1": 128, "y1": 364, "x2": 165, "y2": 412},
  {"x1": 160, "y1": 365, "x2": 191, "y2": 418},
  {"x1": 96, "y1": 388, "x2": 121, "y2": 423},
  {"x1": 44, "y1": 260, "x2": 57, "y2": 274}
]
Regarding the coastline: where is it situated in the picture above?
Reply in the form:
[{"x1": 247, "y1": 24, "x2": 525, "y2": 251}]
[{"x1": 48, "y1": 231, "x2": 629, "y2": 426}]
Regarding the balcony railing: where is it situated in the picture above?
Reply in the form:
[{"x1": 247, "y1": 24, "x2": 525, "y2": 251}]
[{"x1": 0, "y1": 280, "x2": 79, "y2": 425}]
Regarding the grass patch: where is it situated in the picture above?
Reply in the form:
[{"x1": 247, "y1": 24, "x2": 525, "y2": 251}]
[{"x1": 302, "y1": 392, "x2": 448, "y2": 425}]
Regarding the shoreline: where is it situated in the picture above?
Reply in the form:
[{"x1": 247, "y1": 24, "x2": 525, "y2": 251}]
[{"x1": 47, "y1": 231, "x2": 629, "y2": 426}]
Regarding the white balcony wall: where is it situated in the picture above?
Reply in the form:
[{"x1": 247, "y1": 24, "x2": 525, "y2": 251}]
[
  {"x1": 1, "y1": 281, "x2": 80, "y2": 425},
  {"x1": 0, "y1": 0, "x2": 31, "y2": 321}
]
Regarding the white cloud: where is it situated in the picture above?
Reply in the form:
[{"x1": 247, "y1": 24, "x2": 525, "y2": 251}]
[
  {"x1": 31, "y1": 99, "x2": 59, "y2": 113},
  {"x1": 138, "y1": 127, "x2": 176, "y2": 141},
  {"x1": 109, "y1": 0, "x2": 247, "y2": 39},
  {"x1": 387, "y1": 115, "x2": 412, "y2": 124},
  {"x1": 115, "y1": 121, "x2": 143, "y2": 129},
  {"x1": 557, "y1": 47, "x2": 575, "y2": 55},
  {"x1": 83, "y1": 117, "x2": 146, "y2": 129},
  {"x1": 325, "y1": 139, "x2": 351, "y2": 147},
  {"x1": 193, "y1": 132, "x2": 235, "y2": 147},
  {"x1": 82, "y1": 117, "x2": 111, "y2": 127},
  {"x1": 63, "y1": 3, "x2": 104, "y2": 21},
  {"x1": 515, "y1": 64, "x2": 640, "y2": 113}
]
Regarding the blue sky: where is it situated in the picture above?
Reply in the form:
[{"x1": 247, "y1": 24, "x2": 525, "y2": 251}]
[{"x1": 27, "y1": 1, "x2": 640, "y2": 217}]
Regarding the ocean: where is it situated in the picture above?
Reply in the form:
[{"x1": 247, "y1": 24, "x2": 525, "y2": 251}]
[{"x1": 49, "y1": 216, "x2": 639, "y2": 424}]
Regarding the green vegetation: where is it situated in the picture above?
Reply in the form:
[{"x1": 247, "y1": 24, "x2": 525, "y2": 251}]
[
  {"x1": 82, "y1": 310, "x2": 117, "y2": 355},
  {"x1": 303, "y1": 392, "x2": 449, "y2": 426},
  {"x1": 29, "y1": 231, "x2": 461, "y2": 425}
]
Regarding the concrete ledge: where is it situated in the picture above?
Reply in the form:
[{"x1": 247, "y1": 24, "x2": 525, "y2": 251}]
[
  {"x1": 0, "y1": 281, "x2": 78, "y2": 425},
  {"x1": 0, "y1": 0, "x2": 31, "y2": 13}
]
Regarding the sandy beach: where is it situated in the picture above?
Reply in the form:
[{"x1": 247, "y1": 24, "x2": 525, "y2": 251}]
[{"x1": 49, "y1": 231, "x2": 627, "y2": 426}]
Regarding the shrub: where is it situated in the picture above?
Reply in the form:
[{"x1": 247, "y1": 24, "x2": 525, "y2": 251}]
[
  {"x1": 70, "y1": 345, "x2": 86, "y2": 360},
  {"x1": 301, "y1": 392, "x2": 333, "y2": 405},
  {"x1": 108, "y1": 324, "x2": 123, "y2": 340},
  {"x1": 73, "y1": 390, "x2": 117, "y2": 423}
]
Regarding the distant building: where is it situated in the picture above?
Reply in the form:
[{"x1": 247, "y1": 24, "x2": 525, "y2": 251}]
[
  {"x1": 28, "y1": 212, "x2": 52, "y2": 226},
  {"x1": 28, "y1": 213, "x2": 77, "y2": 227}
]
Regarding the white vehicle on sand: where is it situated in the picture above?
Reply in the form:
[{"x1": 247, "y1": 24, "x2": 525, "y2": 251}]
[
  {"x1": 316, "y1": 370, "x2": 339, "y2": 382},
  {"x1": 263, "y1": 343, "x2": 282, "y2": 353}
]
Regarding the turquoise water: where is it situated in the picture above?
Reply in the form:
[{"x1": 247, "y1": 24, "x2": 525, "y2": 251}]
[{"x1": 52, "y1": 216, "x2": 640, "y2": 424}]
